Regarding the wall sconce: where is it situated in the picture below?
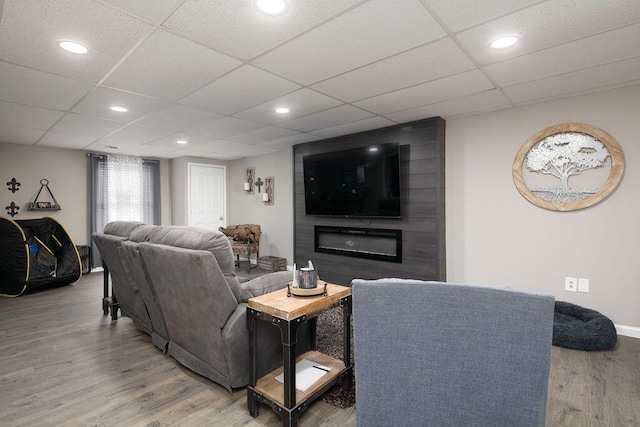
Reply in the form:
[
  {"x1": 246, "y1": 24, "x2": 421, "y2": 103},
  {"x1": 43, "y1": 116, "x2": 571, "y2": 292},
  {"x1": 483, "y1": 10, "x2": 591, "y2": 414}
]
[
  {"x1": 244, "y1": 167, "x2": 255, "y2": 194},
  {"x1": 263, "y1": 176, "x2": 274, "y2": 205}
]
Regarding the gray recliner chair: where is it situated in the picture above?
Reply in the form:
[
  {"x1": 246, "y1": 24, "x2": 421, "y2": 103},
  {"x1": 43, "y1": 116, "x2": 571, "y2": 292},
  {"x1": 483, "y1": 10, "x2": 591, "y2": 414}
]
[{"x1": 352, "y1": 279, "x2": 555, "y2": 427}]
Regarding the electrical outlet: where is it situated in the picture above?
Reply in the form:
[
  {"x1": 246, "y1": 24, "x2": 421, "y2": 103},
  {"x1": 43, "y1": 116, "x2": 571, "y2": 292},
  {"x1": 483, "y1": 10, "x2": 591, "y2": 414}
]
[
  {"x1": 565, "y1": 277, "x2": 578, "y2": 292},
  {"x1": 578, "y1": 278, "x2": 590, "y2": 292}
]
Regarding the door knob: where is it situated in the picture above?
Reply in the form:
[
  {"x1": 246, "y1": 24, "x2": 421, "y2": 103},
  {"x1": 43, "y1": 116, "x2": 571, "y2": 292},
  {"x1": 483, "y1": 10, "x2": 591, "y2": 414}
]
[{"x1": 219, "y1": 216, "x2": 224, "y2": 220}]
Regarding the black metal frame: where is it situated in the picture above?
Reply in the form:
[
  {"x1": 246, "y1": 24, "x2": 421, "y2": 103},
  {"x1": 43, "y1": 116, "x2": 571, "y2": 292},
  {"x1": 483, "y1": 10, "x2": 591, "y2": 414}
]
[{"x1": 247, "y1": 295, "x2": 353, "y2": 427}]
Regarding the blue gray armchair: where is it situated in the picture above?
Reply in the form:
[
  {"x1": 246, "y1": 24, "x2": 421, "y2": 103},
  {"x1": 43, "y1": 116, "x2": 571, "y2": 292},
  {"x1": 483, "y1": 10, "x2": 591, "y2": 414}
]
[{"x1": 352, "y1": 279, "x2": 555, "y2": 427}]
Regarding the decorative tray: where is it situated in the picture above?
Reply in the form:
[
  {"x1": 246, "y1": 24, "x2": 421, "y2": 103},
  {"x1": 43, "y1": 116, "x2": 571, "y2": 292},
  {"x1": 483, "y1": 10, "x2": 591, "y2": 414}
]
[{"x1": 287, "y1": 280, "x2": 328, "y2": 297}]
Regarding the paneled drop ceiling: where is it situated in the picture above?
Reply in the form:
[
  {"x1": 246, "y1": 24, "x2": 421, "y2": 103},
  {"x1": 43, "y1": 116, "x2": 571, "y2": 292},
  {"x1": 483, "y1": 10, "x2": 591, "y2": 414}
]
[{"x1": 0, "y1": 0, "x2": 639, "y2": 160}]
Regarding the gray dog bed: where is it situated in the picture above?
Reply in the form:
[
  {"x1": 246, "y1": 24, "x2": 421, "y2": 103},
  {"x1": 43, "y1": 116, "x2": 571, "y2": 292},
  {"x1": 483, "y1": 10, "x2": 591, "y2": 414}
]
[{"x1": 553, "y1": 301, "x2": 617, "y2": 351}]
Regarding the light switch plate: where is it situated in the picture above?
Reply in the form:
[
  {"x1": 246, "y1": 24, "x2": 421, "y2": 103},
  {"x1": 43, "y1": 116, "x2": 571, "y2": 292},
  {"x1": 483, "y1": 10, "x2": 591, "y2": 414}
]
[{"x1": 578, "y1": 278, "x2": 590, "y2": 292}]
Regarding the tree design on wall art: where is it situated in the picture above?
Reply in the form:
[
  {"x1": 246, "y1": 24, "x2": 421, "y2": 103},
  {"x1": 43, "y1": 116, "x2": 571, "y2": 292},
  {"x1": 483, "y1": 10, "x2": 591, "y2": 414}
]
[
  {"x1": 513, "y1": 123, "x2": 625, "y2": 212},
  {"x1": 526, "y1": 132, "x2": 609, "y2": 203}
]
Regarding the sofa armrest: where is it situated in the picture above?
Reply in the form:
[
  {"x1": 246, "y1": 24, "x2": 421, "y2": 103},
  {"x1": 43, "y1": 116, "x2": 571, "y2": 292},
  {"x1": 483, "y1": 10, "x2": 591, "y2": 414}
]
[{"x1": 239, "y1": 270, "x2": 292, "y2": 302}]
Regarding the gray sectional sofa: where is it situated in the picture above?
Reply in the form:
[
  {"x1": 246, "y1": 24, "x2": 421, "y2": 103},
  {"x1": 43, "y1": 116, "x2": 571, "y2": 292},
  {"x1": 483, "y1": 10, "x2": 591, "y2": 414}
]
[{"x1": 93, "y1": 221, "x2": 307, "y2": 391}]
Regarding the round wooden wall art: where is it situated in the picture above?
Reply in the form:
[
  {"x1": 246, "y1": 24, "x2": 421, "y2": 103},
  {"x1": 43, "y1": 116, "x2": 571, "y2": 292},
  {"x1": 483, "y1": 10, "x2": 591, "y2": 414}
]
[{"x1": 512, "y1": 123, "x2": 624, "y2": 211}]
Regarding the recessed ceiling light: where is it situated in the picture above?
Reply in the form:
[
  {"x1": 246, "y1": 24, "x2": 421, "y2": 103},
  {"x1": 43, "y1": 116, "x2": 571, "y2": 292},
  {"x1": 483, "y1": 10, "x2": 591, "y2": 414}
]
[
  {"x1": 58, "y1": 40, "x2": 89, "y2": 54},
  {"x1": 369, "y1": 147, "x2": 379, "y2": 152},
  {"x1": 109, "y1": 106, "x2": 128, "y2": 113},
  {"x1": 177, "y1": 140, "x2": 188, "y2": 145},
  {"x1": 490, "y1": 35, "x2": 519, "y2": 49},
  {"x1": 275, "y1": 107, "x2": 290, "y2": 114},
  {"x1": 255, "y1": 0, "x2": 288, "y2": 15}
]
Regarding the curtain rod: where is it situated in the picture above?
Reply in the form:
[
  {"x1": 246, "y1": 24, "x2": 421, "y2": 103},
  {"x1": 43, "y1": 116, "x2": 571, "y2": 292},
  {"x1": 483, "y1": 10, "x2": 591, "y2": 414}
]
[{"x1": 87, "y1": 153, "x2": 159, "y2": 163}]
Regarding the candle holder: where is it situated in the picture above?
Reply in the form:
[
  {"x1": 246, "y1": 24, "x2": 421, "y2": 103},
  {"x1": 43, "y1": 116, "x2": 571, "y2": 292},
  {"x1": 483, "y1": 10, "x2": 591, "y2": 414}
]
[
  {"x1": 244, "y1": 167, "x2": 255, "y2": 194},
  {"x1": 263, "y1": 176, "x2": 274, "y2": 205}
]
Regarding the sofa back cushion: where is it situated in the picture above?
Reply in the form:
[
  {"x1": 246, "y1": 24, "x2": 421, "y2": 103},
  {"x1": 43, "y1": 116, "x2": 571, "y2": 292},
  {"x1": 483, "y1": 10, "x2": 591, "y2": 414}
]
[
  {"x1": 129, "y1": 225, "x2": 242, "y2": 302},
  {"x1": 136, "y1": 243, "x2": 237, "y2": 373},
  {"x1": 103, "y1": 221, "x2": 144, "y2": 237}
]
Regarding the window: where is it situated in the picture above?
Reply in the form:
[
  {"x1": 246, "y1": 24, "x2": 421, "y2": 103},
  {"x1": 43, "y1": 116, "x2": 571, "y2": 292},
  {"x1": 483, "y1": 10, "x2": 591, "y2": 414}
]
[{"x1": 90, "y1": 154, "x2": 160, "y2": 267}]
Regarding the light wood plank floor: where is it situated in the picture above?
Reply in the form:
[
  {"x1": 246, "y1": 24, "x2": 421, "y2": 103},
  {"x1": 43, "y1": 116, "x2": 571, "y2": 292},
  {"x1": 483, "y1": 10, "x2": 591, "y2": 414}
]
[{"x1": 1, "y1": 272, "x2": 638, "y2": 426}]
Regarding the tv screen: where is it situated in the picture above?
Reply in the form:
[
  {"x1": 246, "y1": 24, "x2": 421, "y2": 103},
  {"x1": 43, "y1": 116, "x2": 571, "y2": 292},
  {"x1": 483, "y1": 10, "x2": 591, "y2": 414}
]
[{"x1": 303, "y1": 143, "x2": 401, "y2": 218}]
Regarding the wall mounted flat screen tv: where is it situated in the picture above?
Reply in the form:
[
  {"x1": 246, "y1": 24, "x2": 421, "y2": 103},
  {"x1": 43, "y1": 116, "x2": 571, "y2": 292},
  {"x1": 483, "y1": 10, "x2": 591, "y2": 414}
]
[{"x1": 303, "y1": 143, "x2": 401, "y2": 218}]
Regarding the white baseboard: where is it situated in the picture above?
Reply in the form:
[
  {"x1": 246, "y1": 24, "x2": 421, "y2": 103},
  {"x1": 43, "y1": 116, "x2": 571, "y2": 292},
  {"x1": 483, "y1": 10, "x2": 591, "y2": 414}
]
[{"x1": 615, "y1": 324, "x2": 640, "y2": 339}]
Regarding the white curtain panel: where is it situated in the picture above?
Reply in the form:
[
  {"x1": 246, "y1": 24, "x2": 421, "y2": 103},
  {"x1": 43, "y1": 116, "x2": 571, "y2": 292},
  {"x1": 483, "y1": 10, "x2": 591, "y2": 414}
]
[{"x1": 106, "y1": 154, "x2": 148, "y2": 223}]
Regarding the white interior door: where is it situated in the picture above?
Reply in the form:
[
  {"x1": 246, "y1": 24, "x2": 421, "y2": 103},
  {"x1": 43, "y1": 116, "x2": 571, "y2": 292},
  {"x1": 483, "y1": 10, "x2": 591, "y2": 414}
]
[{"x1": 188, "y1": 163, "x2": 226, "y2": 229}]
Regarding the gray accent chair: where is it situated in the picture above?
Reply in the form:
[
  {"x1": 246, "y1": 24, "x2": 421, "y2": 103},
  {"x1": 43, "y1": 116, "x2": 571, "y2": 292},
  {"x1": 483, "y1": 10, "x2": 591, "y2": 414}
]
[
  {"x1": 93, "y1": 222, "x2": 308, "y2": 391},
  {"x1": 352, "y1": 279, "x2": 555, "y2": 427}
]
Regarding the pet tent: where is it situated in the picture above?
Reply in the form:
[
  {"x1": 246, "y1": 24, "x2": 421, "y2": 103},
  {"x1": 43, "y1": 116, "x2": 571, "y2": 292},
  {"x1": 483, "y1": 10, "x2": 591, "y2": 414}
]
[{"x1": 0, "y1": 216, "x2": 81, "y2": 297}]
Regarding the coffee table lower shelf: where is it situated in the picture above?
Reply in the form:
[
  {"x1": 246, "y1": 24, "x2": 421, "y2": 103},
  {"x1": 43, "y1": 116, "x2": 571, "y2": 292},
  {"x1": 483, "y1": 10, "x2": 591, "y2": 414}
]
[{"x1": 252, "y1": 350, "x2": 347, "y2": 408}]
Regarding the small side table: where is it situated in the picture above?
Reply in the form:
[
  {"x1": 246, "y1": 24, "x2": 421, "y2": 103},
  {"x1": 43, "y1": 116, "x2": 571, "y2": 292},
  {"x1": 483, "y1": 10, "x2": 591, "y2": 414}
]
[{"x1": 247, "y1": 283, "x2": 352, "y2": 427}]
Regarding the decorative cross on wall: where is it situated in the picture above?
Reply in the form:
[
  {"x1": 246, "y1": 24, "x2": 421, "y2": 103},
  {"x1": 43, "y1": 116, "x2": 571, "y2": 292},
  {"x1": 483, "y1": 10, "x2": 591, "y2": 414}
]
[{"x1": 254, "y1": 177, "x2": 263, "y2": 193}]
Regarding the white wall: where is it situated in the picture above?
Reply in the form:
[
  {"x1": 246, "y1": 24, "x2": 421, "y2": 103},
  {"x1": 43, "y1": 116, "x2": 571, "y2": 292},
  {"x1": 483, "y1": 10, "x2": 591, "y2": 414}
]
[
  {"x1": 446, "y1": 85, "x2": 640, "y2": 328},
  {"x1": 228, "y1": 149, "x2": 294, "y2": 267}
]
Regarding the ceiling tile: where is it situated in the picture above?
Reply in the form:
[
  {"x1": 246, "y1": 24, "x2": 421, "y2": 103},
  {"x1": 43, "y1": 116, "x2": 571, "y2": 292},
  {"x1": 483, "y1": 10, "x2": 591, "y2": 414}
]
[
  {"x1": 106, "y1": 124, "x2": 176, "y2": 143},
  {"x1": 309, "y1": 116, "x2": 397, "y2": 138},
  {"x1": 37, "y1": 131, "x2": 98, "y2": 149},
  {"x1": 100, "y1": 0, "x2": 185, "y2": 24},
  {"x1": 0, "y1": 61, "x2": 94, "y2": 110},
  {"x1": 354, "y1": 70, "x2": 495, "y2": 114},
  {"x1": 122, "y1": 144, "x2": 180, "y2": 157},
  {"x1": 72, "y1": 86, "x2": 169, "y2": 122},
  {"x1": 0, "y1": 0, "x2": 152, "y2": 82},
  {"x1": 181, "y1": 137, "x2": 248, "y2": 153},
  {"x1": 278, "y1": 105, "x2": 374, "y2": 132},
  {"x1": 103, "y1": 29, "x2": 241, "y2": 101},
  {"x1": 234, "y1": 89, "x2": 343, "y2": 125},
  {"x1": 179, "y1": 65, "x2": 300, "y2": 115},
  {"x1": 0, "y1": 101, "x2": 64, "y2": 130},
  {"x1": 147, "y1": 134, "x2": 241, "y2": 153},
  {"x1": 253, "y1": 0, "x2": 447, "y2": 85},
  {"x1": 257, "y1": 134, "x2": 322, "y2": 149},
  {"x1": 311, "y1": 38, "x2": 476, "y2": 102},
  {"x1": 189, "y1": 117, "x2": 264, "y2": 139},
  {"x1": 227, "y1": 126, "x2": 301, "y2": 144},
  {"x1": 485, "y1": 23, "x2": 640, "y2": 87},
  {"x1": 226, "y1": 144, "x2": 282, "y2": 158},
  {"x1": 85, "y1": 138, "x2": 178, "y2": 157},
  {"x1": 424, "y1": 0, "x2": 543, "y2": 32},
  {"x1": 0, "y1": 125, "x2": 45, "y2": 145},
  {"x1": 168, "y1": 148, "x2": 240, "y2": 160},
  {"x1": 385, "y1": 89, "x2": 512, "y2": 121},
  {"x1": 48, "y1": 113, "x2": 124, "y2": 138},
  {"x1": 457, "y1": 0, "x2": 640, "y2": 65},
  {"x1": 504, "y1": 57, "x2": 640, "y2": 103},
  {"x1": 162, "y1": 0, "x2": 363, "y2": 60},
  {"x1": 135, "y1": 104, "x2": 222, "y2": 131}
]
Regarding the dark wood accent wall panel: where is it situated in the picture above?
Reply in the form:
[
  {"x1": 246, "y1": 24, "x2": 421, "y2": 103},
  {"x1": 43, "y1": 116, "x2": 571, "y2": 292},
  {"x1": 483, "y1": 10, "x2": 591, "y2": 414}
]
[{"x1": 293, "y1": 117, "x2": 445, "y2": 286}]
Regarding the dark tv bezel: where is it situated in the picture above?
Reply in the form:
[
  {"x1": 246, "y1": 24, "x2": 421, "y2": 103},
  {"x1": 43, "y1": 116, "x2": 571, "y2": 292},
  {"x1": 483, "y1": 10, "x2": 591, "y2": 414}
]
[{"x1": 302, "y1": 143, "x2": 402, "y2": 219}]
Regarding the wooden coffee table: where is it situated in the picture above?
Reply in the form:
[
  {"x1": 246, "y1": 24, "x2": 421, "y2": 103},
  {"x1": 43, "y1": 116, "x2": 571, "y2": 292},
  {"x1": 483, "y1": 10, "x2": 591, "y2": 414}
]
[{"x1": 246, "y1": 283, "x2": 352, "y2": 427}]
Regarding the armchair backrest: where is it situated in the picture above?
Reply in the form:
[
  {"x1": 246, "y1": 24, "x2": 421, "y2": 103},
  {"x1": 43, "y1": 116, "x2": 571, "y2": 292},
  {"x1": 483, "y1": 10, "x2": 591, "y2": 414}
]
[
  {"x1": 352, "y1": 279, "x2": 555, "y2": 427},
  {"x1": 219, "y1": 224, "x2": 261, "y2": 243}
]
